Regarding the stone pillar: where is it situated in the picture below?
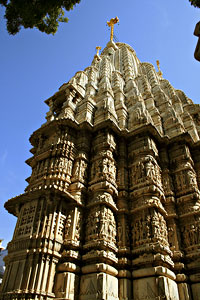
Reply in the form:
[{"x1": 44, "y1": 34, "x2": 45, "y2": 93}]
[
  {"x1": 116, "y1": 139, "x2": 132, "y2": 300},
  {"x1": 169, "y1": 143, "x2": 200, "y2": 300},
  {"x1": 128, "y1": 135, "x2": 179, "y2": 300},
  {"x1": 160, "y1": 147, "x2": 191, "y2": 299},
  {"x1": 54, "y1": 206, "x2": 82, "y2": 300},
  {"x1": 54, "y1": 131, "x2": 90, "y2": 300},
  {"x1": 80, "y1": 130, "x2": 119, "y2": 300},
  {"x1": 69, "y1": 131, "x2": 90, "y2": 203}
]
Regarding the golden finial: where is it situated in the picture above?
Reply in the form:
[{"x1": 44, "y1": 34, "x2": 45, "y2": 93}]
[
  {"x1": 107, "y1": 17, "x2": 119, "y2": 41},
  {"x1": 96, "y1": 46, "x2": 101, "y2": 56},
  {"x1": 156, "y1": 60, "x2": 163, "y2": 77}
]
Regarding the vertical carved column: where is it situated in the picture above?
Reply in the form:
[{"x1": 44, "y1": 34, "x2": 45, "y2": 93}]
[
  {"x1": 128, "y1": 135, "x2": 179, "y2": 300},
  {"x1": 54, "y1": 131, "x2": 91, "y2": 300},
  {"x1": 69, "y1": 130, "x2": 91, "y2": 203},
  {"x1": 54, "y1": 206, "x2": 83, "y2": 300},
  {"x1": 80, "y1": 130, "x2": 119, "y2": 300},
  {"x1": 169, "y1": 143, "x2": 200, "y2": 300},
  {"x1": 192, "y1": 147, "x2": 200, "y2": 191},
  {"x1": 160, "y1": 147, "x2": 191, "y2": 300},
  {"x1": 116, "y1": 138, "x2": 131, "y2": 300}
]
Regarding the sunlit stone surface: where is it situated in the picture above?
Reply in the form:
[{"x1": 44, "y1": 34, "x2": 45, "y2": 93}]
[{"x1": 1, "y1": 40, "x2": 200, "y2": 300}]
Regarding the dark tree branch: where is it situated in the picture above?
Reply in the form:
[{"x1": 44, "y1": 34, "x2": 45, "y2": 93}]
[{"x1": 0, "y1": 0, "x2": 81, "y2": 35}]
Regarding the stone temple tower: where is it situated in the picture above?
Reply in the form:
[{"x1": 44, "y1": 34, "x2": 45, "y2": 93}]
[{"x1": 1, "y1": 19, "x2": 200, "y2": 300}]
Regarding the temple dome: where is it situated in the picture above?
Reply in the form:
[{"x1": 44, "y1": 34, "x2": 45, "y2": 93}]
[{"x1": 43, "y1": 40, "x2": 200, "y2": 143}]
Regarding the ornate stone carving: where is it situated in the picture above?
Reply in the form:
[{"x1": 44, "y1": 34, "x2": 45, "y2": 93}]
[
  {"x1": 85, "y1": 206, "x2": 116, "y2": 247},
  {"x1": 3, "y1": 39, "x2": 200, "y2": 300}
]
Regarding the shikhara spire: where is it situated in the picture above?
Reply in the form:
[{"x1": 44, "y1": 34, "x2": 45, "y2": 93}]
[{"x1": 1, "y1": 27, "x2": 200, "y2": 300}]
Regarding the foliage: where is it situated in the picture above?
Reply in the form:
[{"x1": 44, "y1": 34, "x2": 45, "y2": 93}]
[
  {"x1": 190, "y1": 0, "x2": 200, "y2": 8},
  {"x1": 0, "y1": 0, "x2": 81, "y2": 35}
]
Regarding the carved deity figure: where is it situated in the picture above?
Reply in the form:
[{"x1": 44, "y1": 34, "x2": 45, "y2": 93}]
[
  {"x1": 146, "y1": 159, "x2": 155, "y2": 180},
  {"x1": 65, "y1": 213, "x2": 72, "y2": 239}
]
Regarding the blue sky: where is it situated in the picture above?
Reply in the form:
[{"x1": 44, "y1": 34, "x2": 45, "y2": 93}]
[{"x1": 0, "y1": 0, "x2": 199, "y2": 248}]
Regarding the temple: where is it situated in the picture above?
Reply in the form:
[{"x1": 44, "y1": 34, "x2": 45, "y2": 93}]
[{"x1": 1, "y1": 19, "x2": 200, "y2": 300}]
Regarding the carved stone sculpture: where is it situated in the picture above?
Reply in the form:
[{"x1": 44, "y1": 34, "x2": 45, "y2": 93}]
[{"x1": 1, "y1": 36, "x2": 200, "y2": 300}]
